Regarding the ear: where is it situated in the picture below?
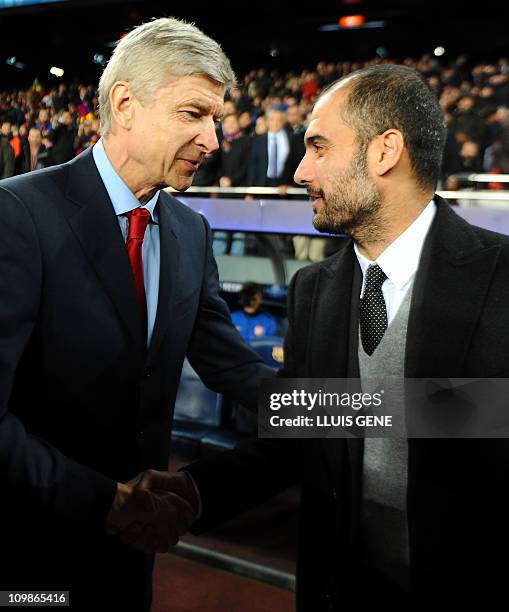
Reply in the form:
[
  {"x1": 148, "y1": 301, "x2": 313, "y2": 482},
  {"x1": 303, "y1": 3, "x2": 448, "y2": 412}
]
[
  {"x1": 109, "y1": 81, "x2": 136, "y2": 131},
  {"x1": 370, "y1": 129, "x2": 404, "y2": 177}
]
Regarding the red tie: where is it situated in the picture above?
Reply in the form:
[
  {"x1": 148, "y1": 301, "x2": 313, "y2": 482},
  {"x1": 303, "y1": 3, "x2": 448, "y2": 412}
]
[{"x1": 126, "y1": 207, "x2": 151, "y2": 326}]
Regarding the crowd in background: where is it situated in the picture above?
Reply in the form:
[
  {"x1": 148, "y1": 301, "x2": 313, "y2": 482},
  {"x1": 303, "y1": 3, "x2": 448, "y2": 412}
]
[
  {"x1": 1, "y1": 54, "x2": 509, "y2": 188},
  {"x1": 0, "y1": 82, "x2": 99, "y2": 178}
]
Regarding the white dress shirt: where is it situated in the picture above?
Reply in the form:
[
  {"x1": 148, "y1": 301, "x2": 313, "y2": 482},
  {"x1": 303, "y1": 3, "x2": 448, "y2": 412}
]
[
  {"x1": 354, "y1": 200, "x2": 436, "y2": 323},
  {"x1": 92, "y1": 138, "x2": 160, "y2": 347}
]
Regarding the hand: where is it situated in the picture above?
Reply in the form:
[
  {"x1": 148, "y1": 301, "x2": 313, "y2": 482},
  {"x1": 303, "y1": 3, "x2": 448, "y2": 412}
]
[
  {"x1": 219, "y1": 176, "x2": 232, "y2": 188},
  {"x1": 126, "y1": 469, "x2": 199, "y2": 513},
  {"x1": 106, "y1": 470, "x2": 198, "y2": 553}
]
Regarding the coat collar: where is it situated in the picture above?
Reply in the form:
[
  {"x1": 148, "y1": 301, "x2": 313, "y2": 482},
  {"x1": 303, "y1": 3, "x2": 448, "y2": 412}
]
[
  {"x1": 64, "y1": 148, "x2": 182, "y2": 355},
  {"x1": 405, "y1": 196, "x2": 501, "y2": 377}
]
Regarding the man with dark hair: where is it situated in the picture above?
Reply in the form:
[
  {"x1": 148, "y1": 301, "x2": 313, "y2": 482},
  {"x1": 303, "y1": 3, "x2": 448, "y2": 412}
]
[
  {"x1": 171, "y1": 64, "x2": 509, "y2": 610},
  {"x1": 0, "y1": 121, "x2": 15, "y2": 179},
  {"x1": 17, "y1": 127, "x2": 52, "y2": 173},
  {"x1": 50, "y1": 110, "x2": 77, "y2": 164},
  {"x1": 231, "y1": 282, "x2": 278, "y2": 342}
]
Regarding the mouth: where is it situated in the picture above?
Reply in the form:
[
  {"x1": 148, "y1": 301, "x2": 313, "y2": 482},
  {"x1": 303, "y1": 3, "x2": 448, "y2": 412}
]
[
  {"x1": 308, "y1": 193, "x2": 324, "y2": 212},
  {"x1": 179, "y1": 158, "x2": 202, "y2": 172}
]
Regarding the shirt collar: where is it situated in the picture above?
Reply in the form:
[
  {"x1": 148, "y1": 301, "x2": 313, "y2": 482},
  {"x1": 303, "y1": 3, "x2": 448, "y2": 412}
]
[
  {"x1": 354, "y1": 200, "x2": 436, "y2": 290},
  {"x1": 92, "y1": 137, "x2": 159, "y2": 221}
]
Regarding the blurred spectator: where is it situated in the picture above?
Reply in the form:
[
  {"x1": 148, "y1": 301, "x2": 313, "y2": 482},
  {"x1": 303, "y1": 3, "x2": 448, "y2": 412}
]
[
  {"x1": 484, "y1": 139, "x2": 509, "y2": 176},
  {"x1": 302, "y1": 71, "x2": 319, "y2": 100},
  {"x1": 254, "y1": 68, "x2": 271, "y2": 99},
  {"x1": 75, "y1": 85, "x2": 92, "y2": 117},
  {"x1": 218, "y1": 114, "x2": 251, "y2": 187},
  {"x1": 18, "y1": 124, "x2": 28, "y2": 143},
  {"x1": 441, "y1": 129, "x2": 463, "y2": 182},
  {"x1": 17, "y1": 127, "x2": 51, "y2": 173},
  {"x1": 52, "y1": 83, "x2": 69, "y2": 114},
  {"x1": 50, "y1": 110, "x2": 78, "y2": 164},
  {"x1": 9, "y1": 124, "x2": 22, "y2": 159},
  {"x1": 231, "y1": 282, "x2": 278, "y2": 342},
  {"x1": 192, "y1": 126, "x2": 222, "y2": 186},
  {"x1": 248, "y1": 108, "x2": 300, "y2": 186},
  {"x1": 0, "y1": 121, "x2": 15, "y2": 179},
  {"x1": 458, "y1": 140, "x2": 484, "y2": 172},
  {"x1": 74, "y1": 118, "x2": 99, "y2": 155},
  {"x1": 452, "y1": 95, "x2": 486, "y2": 145},
  {"x1": 255, "y1": 115, "x2": 267, "y2": 135},
  {"x1": 223, "y1": 100, "x2": 236, "y2": 116},
  {"x1": 238, "y1": 111, "x2": 254, "y2": 136},
  {"x1": 34, "y1": 108, "x2": 52, "y2": 138},
  {"x1": 286, "y1": 104, "x2": 305, "y2": 134}
]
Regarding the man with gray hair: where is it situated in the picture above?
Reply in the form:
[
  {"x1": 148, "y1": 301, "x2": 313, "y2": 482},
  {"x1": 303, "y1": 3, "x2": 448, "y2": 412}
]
[{"x1": 0, "y1": 17, "x2": 270, "y2": 610}]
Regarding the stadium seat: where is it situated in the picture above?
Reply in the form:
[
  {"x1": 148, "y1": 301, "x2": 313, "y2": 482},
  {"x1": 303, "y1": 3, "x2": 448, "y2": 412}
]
[
  {"x1": 171, "y1": 359, "x2": 225, "y2": 458},
  {"x1": 249, "y1": 336, "x2": 284, "y2": 369}
]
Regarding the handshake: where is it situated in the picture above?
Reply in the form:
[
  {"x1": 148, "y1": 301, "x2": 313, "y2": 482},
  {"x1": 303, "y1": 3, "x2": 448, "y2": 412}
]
[{"x1": 105, "y1": 470, "x2": 199, "y2": 553}]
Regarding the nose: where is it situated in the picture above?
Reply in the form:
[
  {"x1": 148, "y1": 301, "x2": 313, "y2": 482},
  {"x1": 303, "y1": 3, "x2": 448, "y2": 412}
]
[
  {"x1": 294, "y1": 151, "x2": 314, "y2": 186},
  {"x1": 195, "y1": 117, "x2": 220, "y2": 155}
]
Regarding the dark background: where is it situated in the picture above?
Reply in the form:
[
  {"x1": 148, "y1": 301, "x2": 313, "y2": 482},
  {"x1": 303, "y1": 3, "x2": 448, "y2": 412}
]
[{"x1": 0, "y1": 0, "x2": 508, "y2": 89}]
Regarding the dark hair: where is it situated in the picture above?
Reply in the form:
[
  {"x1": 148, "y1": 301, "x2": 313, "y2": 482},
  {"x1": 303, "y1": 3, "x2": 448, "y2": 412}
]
[
  {"x1": 239, "y1": 282, "x2": 263, "y2": 308},
  {"x1": 329, "y1": 64, "x2": 447, "y2": 191}
]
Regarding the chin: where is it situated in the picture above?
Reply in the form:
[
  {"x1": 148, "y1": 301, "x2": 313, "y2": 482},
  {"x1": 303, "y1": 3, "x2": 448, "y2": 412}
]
[{"x1": 167, "y1": 173, "x2": 194, "y2": 192}]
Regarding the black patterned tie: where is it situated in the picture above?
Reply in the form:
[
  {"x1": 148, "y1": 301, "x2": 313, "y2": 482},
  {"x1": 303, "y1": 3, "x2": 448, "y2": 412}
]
[{"x1": 359, "y1": 264, "x2": 388, "y2": 356}]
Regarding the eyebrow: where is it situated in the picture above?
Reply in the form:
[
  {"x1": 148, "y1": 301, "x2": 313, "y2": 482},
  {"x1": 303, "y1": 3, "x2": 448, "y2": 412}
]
[
  {"x1": 305, "y1": 134, "x2": 331, "y2": 147},
  {"x1": 181, "y1": 100, "x2": 224, "y2": 121}
]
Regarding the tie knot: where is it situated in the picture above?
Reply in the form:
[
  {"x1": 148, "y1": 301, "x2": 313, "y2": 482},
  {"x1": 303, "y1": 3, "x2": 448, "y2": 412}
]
[
  {"x1": 364, "y1": 264, "x2": 387, "y2": 292},
  {"x1": 127, "y1": 207, "x2": 151, "y2": 241}
]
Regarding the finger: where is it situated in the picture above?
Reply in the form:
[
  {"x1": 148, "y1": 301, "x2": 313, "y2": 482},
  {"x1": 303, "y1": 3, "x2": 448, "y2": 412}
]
[
  {"x1": 155, "y1": 472, "x2": 197, "y2": 507},
  {"x1": 122, "y1": 521, "x2": 143, "y2": 540},
  {"x1": 138, "y1": 469, "x2": 172, "y2": 492},
  {"x1": 151, "y1": 505, "x2": 185, "y2": 545},
  {"x1": 170, "y1": 493, "x2": 196, "y2": 526},
  {"x1": 154, "y1": 493, "x2": 194, "y2": 530},
  {"x1": 130, "y1": 488, "x2": 157, "y2": 515},
  {"x1": 133, "y1": 523, "x2": 157, "y2": 553}
]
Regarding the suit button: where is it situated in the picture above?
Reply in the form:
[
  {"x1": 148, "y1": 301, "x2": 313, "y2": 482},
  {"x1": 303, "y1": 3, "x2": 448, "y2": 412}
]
[{"x1": 144, "y1": 367, "x2": 152, "y2": 378}]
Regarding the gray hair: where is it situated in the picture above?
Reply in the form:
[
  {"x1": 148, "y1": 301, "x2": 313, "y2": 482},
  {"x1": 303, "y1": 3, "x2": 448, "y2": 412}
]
[{"x1": 98, "y1": 17, "x2": 236, "y2": 135}]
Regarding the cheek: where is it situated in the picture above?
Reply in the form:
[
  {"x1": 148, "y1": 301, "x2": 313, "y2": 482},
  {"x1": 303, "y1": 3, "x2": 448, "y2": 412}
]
[{"x1": 320, "y1": 162, "x2": 338, "y2": 187}]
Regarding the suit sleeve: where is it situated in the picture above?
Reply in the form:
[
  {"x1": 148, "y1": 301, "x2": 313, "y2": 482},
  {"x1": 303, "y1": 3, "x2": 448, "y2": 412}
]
[
  {"x1": 187, "y1": 214, "x2": 274, "y2": 410},
  {"x1": 229, "y1": 139, "x2": 251, "y2": 186},
  {"x1": 0, "y1": 186, "x2": 116, "y2": 527},
  {"x1": 281, "y1": 132, "x2": 305, "y2": 186},
  {"x1": 247, "y1": 138, "x2": 259, "y2": 186},
  {"x1": 185, "y1": 266, "x2": 303, "y2": 532}
]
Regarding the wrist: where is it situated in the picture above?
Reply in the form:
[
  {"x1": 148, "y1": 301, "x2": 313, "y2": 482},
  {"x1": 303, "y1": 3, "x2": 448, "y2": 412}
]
[{"x1": 105, "y1": 482, "x2": 132, "y2": 527}]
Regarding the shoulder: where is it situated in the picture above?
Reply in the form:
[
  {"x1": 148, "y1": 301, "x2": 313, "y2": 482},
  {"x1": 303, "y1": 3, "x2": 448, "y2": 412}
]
[
  {"x1": 471, "y1": 224, "x2": 509, "y2": 251},
  {"x1": 291, "y1": 238, "x2": 351, "y2": 287},
  {"x1": 158, "y1": 189, "x2": 210, "y2": 234},
  {"x1": 0, "y1": 163, "x2": 68, "y2": 201},
  {"x1": 253, "y1": 134, "x2": 267, "y2": 146}
]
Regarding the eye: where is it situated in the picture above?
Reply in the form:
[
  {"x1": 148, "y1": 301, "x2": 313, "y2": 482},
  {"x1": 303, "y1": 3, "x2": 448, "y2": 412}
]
[{"x1": 183, "y1": 110, "x2": 201, "y2": 119}]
